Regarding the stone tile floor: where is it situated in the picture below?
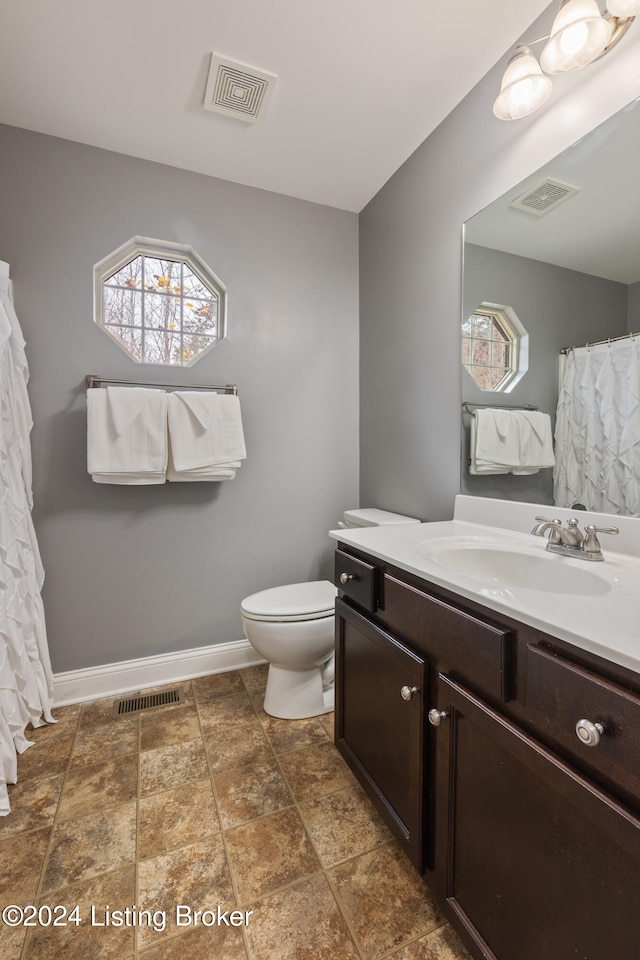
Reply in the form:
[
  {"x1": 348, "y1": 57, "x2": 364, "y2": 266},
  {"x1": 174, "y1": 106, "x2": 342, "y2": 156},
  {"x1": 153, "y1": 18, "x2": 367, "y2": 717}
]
[{"x1": 0, "y1": 665, "x2": 471, "y2": 960}]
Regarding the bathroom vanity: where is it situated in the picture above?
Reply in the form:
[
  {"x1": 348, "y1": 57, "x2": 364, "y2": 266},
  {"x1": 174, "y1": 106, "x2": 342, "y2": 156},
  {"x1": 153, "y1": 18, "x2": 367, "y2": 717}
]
[{"x1": 331, "y1": 497, "x2": 640, "y2": 960}]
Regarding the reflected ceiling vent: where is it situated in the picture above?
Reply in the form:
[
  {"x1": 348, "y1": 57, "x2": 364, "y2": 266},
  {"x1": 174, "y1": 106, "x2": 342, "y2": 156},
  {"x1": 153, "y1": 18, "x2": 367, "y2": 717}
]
[
  {"x1": 203, "y1": 53, "x2": 277, "y2": 123},
  {"x1": 510, "y1": 179, "x2": 579, "y2": 217}
]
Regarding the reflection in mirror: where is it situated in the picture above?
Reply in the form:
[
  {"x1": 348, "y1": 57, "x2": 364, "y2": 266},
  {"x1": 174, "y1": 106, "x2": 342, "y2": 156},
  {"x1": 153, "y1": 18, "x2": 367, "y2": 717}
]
[
  {"x1": 461, "y1": 96, "x2": 640, "y2": 516},
  {"x1": 462, "y1": 302, "x2": 528, "y2": 392}
]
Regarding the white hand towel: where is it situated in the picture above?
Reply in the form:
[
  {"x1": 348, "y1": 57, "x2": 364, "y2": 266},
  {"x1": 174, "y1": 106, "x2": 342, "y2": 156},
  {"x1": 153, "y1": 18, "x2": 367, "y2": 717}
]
[
  {"x1": 167, "y1": 392, "x2": 246, "y2": 480},
  {"x1": 87, "y1": 387, "x2": 168, "y2": 483}
]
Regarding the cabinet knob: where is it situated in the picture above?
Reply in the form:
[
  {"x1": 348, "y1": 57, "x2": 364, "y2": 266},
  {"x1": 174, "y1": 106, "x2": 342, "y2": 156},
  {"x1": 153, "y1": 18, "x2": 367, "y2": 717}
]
[
  {"x1": 339, "y1": 572, "x2": 355, "y2": 585},
  {"x1": 400, "y1": 685, "x2": 419, "y2": 701},
  {"x1": 575, "y1": 718, "x2": 604, "y2": 747},
  {"x1": 428, "y1": 708, "x2": 448, "y2": 727}
]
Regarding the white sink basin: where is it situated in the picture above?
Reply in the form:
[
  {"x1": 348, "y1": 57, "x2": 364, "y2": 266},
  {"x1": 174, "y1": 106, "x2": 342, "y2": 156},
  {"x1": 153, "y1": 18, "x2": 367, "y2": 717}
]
[{"x1": 417, "y1": 537, "x2": 614, "y2": 595}]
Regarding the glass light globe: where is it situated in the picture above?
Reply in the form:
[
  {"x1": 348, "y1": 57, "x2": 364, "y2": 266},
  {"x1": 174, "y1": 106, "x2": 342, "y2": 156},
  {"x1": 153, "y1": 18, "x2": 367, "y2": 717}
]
[
  {"x1": 540, "y1": 0, "x2": 613, "y2": 73},
  {"x1": 493, "y1": 49, "x2": 553, "y2": 121},
  {"x1": 606, "y1": 0, "x2": 640, "y2": 14}
]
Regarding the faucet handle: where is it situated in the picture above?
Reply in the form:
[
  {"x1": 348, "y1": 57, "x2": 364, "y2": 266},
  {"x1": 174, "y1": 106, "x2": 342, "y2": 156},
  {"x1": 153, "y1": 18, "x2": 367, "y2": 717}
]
[
  {"x1": 582, "y1": 524, "x2": 619, "y2": 558},
  {"x1": 532, "y1": 516, "x2": 563, "y2": 544}
]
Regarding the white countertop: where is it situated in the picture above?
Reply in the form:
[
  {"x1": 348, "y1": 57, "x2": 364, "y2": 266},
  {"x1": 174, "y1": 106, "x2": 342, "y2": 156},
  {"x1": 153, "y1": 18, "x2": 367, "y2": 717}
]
[{"x1": 330, "y1": 496, "x2": 640, "y2": 675}]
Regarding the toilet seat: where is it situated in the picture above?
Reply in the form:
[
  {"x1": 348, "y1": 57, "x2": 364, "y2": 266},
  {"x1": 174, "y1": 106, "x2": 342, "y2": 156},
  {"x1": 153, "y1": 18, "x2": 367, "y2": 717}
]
[{"x1": 241, "y1": 580, "x2": 337, "y2": 623}]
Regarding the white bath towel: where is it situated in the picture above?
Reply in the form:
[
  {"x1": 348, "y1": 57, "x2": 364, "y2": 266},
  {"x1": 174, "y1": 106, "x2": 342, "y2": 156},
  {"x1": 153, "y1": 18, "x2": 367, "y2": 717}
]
[
  {"x1": 167, "y1": 391, "x2": 246, "y2": 481},
  {"x1": 87, "y1": 387, "x2": 168, "y2": 483}
]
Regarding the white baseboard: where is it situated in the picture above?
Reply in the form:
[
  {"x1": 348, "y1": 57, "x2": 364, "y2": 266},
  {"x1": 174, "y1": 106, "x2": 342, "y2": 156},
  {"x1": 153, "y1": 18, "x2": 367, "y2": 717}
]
[{"x1": 53, "y1": 639, "x2": 264, "y2": 708}]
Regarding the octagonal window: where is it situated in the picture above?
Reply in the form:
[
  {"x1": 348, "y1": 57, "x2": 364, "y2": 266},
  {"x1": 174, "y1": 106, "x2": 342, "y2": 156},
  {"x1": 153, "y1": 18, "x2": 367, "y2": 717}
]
[
  {"x1": 94, "y1": 238, "x2": 227, "y2": 366},
  {"x1": 462, "y1": 302, "x2": 528, "y2": 392}
]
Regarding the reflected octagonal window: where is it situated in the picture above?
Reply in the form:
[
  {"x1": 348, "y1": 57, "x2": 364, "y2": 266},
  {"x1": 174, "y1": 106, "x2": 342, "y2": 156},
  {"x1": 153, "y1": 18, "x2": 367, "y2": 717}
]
[
  {"x1": 94, "y1": 237, "x2": 227, "y2": 366},
  {"x1": 462, "y1": 302, "x2": 528, "y2": 392}
]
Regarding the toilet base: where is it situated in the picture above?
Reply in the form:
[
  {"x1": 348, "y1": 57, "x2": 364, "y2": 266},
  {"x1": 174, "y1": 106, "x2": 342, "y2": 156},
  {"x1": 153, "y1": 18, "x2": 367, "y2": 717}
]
[{"x1": 263, "y1": 662, "x2": 334, "y2": 719}]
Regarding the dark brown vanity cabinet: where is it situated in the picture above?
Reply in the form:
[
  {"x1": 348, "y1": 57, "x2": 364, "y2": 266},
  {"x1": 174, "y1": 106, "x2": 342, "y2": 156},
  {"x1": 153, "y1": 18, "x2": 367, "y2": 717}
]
[
  {"x1": 434, "y1": 675, "x2": 640, "y2": 960},
  {"x1": 334, "y1": 544, "x2": 640, "y2": 960},
  {"x1": 335, "y1": 598, "x2": 428, "y2": 871}
]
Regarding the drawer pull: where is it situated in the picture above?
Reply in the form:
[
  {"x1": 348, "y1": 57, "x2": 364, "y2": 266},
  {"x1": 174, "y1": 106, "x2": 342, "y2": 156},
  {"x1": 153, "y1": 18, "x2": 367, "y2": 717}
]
[
  {"x1": 428, "y1": 708, "x2": 448, "y2": 726},
  {"x1": 339, "y1": 572, "x2": 355, "y2": 585},
  {"x1": 400, "y1": 685, "x2": 419, "y2": 701},
  {"x1": 575, "y1": 718, "x2": 604, "y2": 747}
]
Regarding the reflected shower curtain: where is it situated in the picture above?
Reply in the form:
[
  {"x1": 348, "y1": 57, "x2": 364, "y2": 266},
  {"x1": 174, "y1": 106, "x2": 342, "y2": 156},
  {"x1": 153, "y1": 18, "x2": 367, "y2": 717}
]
[
  {"x1": 554, "y1": 336, "x2": 640, "y2": 516},
  {"x1": 0, "y1": 261, "x2": 54, "y2": 815}
]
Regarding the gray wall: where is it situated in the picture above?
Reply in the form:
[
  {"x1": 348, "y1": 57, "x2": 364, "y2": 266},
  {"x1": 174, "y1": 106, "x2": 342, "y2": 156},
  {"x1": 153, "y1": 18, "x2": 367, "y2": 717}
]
[
  {"x1": 359, "y1": 4, "x2": 640, "y2": 522},
  {"x1": 460, "y1": 243, "x2": 628, "y2": 505},
  {"x1": 0, "y1": 125, "x2": 359, "y2": 673},
  {"x1": 629, "y1": 282, "x2": 640, "y2": 331}
]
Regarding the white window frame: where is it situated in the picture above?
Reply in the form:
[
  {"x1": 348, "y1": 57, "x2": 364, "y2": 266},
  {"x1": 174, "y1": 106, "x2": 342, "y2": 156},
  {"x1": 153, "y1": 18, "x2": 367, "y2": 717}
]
[{"x1": 94, "y1": 237, "x2": 227, "y2": 366}]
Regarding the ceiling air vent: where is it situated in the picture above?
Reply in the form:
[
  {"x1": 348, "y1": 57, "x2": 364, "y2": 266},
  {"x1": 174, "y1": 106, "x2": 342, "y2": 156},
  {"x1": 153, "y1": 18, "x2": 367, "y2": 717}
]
[
  {"x1": 510, "y1": 179, "x2": 579, "y2": 217},
  {"x1": 203, "y1": 53, "x2": 277, "y2": 123}
]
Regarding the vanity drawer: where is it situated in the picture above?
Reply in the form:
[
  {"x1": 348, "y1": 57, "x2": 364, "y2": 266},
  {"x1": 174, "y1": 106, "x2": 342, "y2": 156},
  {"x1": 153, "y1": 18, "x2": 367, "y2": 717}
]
[
  {"x1": 526, "y1": 644, "x2": 640, "y2": 799},
  {"x1": 381, "y1": 575, "x2": 514, "y2": 702},
  {"x1": 335, "y1": 549, "x2": 380, "y2": 612}
]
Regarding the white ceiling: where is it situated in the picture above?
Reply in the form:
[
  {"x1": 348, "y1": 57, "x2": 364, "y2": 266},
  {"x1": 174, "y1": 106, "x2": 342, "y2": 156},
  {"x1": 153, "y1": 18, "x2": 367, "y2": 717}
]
[{"x1": 0, "y1": 0, "x2": 551, "y2": 212}]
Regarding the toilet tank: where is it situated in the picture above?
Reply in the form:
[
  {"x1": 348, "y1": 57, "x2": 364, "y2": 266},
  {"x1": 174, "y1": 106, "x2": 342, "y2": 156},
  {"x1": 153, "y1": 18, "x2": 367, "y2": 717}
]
[{"x1": 340, "y1": 508, "x2": 421, "y2": 529}]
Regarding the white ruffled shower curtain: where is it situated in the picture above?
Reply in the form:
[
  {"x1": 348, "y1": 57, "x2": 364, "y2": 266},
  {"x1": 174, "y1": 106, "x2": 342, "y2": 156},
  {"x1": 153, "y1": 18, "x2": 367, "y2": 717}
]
[
  {"x1": 0, "y1": 261, "x2": 54, "y2": 815},
  {"x1": 554, "y1": 336, "x2": 640, "y2": 516}
]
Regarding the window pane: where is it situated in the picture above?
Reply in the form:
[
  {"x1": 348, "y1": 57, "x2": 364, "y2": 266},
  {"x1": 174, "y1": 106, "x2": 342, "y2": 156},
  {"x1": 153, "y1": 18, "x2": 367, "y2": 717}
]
[
  {"x1": 103, "y1": 287, "x2": 142, "y2": 327},
  {"x1": 105, "y1": 324, "x2": 144, "y2": 361},
  {"x1": 490, "y1": 368, "x2": 508, "y2": 390},
  {"x1": 491, "y1": 341, "x2": 509, "y2": 367},
  {"x1": 183, "y1": 333, "x2": 216, "y2": 363},
  {"x1": 104, "y1": 256, "x2": 143, "y2": 289},
  {"x1": 472, "y1": 340, "x2": 491, "y2": 366},
  {"x1": 183, "y1": 299, "x2": 217, "y2": 336},
  {"x1": 492, "y1": 321, "x2": 508, "y2": 342},
  {"x1": 470, "y1": 366, "x2": 492, "y2": 391},
  {"x1": 144, "y1": 257, "x2": 182, "y2": 294},
  {"x1": 144, "y1": 328, "x2": 183, "y2": 365},
  {"x1": 144, "y1": 291, "x2": 181, "y2": 331},
  {"x1": 181, "y1": 265, "x2": 212, "y2": 299},
  {"x1": 470, "y1": 315, "x2": 493, "y2": 339}
]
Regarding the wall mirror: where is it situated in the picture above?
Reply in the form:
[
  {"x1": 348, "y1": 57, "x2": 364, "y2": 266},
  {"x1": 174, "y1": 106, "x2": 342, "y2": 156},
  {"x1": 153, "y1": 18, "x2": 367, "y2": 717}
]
[{"x1": 461, "y1": 95, "x2": 640, "y2": 516}]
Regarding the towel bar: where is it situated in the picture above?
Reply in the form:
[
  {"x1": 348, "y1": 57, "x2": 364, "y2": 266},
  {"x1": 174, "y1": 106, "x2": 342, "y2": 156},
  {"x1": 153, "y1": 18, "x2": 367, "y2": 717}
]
[
  {"x1": 462, "y1": 401, "x2": 536, "y2": 415},
  {"x1": 86, "y1": 375, "x2": 237, "y2": 395}
]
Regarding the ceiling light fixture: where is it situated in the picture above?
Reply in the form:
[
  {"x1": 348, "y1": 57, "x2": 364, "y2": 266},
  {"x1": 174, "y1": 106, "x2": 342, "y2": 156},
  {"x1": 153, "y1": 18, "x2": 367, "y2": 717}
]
[
  {"x1": 540, "y1": 0, "x2": 614, "y2": 73},
  {"x1": 493, "y1": 47, "x2": 553, "y2": 120},
  {"x1": 606, "y1": 0, "x2": 640, "y2": 14},
  {"x1": 494, "y1": 1, "x2": 636, "y2": 120}
]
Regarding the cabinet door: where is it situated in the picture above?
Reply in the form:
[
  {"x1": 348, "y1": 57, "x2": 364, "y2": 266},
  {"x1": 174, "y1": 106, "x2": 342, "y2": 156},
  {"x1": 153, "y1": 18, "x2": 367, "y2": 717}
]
[
  {"x1": 335, "y1": 598, "x2": 428, "y2": 871},
  {"x1": 434, "y1": 675, "x2": 640, "y2": 960}
]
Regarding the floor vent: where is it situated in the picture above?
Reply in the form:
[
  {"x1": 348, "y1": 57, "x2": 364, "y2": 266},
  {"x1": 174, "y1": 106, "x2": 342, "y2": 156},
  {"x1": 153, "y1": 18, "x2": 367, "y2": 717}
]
[
  {"x1": 114, "y1": 689, "x2": 183, "y2": 717},
  {"x1": 510, "y1": 179, "x2": 579, "y2": 216},
  {"x1": 203, "y1": 53, "x2": 277, "y2": 123}
]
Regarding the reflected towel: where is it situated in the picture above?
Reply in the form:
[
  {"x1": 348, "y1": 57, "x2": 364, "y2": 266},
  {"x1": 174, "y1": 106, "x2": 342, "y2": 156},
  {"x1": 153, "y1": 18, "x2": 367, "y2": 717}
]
[
  {"x1": 470, "y1": 408, "x2": 520, "y2": 474},
  {"x1": 513, "y1": 411, "x2": 555, "y2": 473},
  {"x1": 470, "y1": 408, "x2": 555, "y2": 475}
]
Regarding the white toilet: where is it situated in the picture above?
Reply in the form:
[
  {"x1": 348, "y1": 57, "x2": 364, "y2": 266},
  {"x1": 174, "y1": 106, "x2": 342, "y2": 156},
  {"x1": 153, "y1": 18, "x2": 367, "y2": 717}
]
[{"x1": 241, "y1": 508, "x2": 421, "y2": 719}]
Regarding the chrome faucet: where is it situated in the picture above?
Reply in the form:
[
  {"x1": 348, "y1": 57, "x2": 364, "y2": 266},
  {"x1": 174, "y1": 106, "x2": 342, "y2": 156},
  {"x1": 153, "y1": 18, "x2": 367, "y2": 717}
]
[{"x1": 531, "y1": 515, "x2": 619, "y2": 561}]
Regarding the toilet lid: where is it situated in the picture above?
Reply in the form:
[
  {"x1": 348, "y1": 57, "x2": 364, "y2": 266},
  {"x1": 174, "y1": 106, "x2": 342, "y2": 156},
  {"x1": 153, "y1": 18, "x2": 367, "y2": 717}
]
[{"x1": 241, "y1": 580, "x2": 337, "y2": 622}]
